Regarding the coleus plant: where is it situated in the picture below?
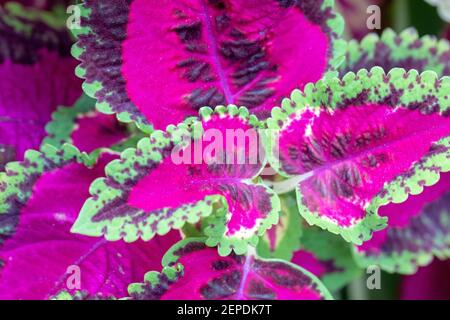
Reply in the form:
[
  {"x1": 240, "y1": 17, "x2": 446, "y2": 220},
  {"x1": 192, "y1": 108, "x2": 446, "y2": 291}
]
[
  {"x1": 0, "y1": 0, "x2": 449, "y2": 300},
  {"x1": 71, "y1": 0, "x2": 345, "y2": 132}
]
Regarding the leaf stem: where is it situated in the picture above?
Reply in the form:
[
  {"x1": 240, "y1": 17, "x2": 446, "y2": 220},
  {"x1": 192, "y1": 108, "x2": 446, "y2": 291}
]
[
  {"x1": 392, "y1": 0, "x2": 410, "y2": 32},
  {"x1": 263, "y1": 172, "x2": 313, "y2": 195},
  {"x1": 235, "y1": 246, "x2": 256, "y2": 300},
  {"x1": 347, "y1": 277, "x2": 369, "y2": 300}
]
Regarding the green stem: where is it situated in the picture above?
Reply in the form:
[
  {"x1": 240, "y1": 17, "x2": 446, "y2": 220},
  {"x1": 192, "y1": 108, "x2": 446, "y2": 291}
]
[
  {"x1": 392, "y1": 0, "x2": 410, "y2": 32},
  {"x1": 347, "y1": 277, "x2": 369, "y2": 300},
  {"x1": 264, "y1": 173, "x2": 313, "y2": 194}
]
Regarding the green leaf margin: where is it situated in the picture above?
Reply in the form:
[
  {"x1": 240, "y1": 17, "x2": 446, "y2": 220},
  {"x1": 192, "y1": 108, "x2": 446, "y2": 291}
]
[
  {"x1": 42, "y1": 94, "x2": 138, "y2": 156},
  {"x1": 340, "y1": 28, "x2": 450, "y2": 77},
  {"x1": 42, "y1": 94, "x2": 95, "y2": 149}
]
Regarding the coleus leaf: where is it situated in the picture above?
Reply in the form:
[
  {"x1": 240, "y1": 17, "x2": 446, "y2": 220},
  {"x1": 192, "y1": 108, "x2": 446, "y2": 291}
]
[
  {"x1": 72, "y1": 0, "x2": 345, "y2": 132},
  {"x1": 127, "y1": 239, "x2": 332, "y2": 300},
  {"x1": 72, "y1": 106, "x2": 280, "y2": 256},
  {"x1": 354, "y1": 170, "x2": 450, "y2": 274},
  {"x1": 267, "y1": 67, "x2": 450, "y2": 244},
  {"x1": 43, "y1": 94, "x2": 130, "y2": 154},
  {"x1": 293, "y1": 225, "x2": 361, "y2": 292},
  {"x1": 0, "y1": 9, "x2": 81, "y2": 169},
  {"x1": 0, "y1": 145, "x2": 181, "y2": 299},
  {"x1": 339, "y1": 28, "x2": 450, "y2": 77}
]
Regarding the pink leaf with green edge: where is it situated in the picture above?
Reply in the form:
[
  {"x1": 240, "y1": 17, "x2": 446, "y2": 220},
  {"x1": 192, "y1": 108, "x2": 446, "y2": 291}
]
[
  {"x1": 0, "y1": 145, "x2": 181, "y2": 300},
  {"x1": 267, "y1": 67, "x2": 450, "y2": 244},
  {"x1": 340, "y1": 28, "x2": 450, "y2": 77},
  {"x1": 72, "y1": 106, "x2": 280, "y2": 256},
  {"x1": 355, "y1": 170, "x2": 450, "y2": 274},
  {"x1": 0, "y1": 11, "x2": 82, "y2": 169},
  {"x1": 43, "y1": 95, "x2": 130, "y2": 154},
  {"x1": 72, "y1": 0, "x2": 345, "y2": 132},
  {"x1": 127, "y1": 238, "x2": 332, "y2": 300}
]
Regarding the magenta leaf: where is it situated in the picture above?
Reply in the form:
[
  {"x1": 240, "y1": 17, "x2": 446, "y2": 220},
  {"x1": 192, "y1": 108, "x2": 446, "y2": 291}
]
[
  {"x1": 340, "y1": 28, "x2": 450, "y2": 77},
  {"x1": 401, "y1": 259, "x2": 450, "y2": 300},
  {"x1": 292, "y1": 250, "x2": 327, "y2": 278},
  {"x1": 43, "y1": 95, "x2": 129, "y2": 154},
  {"x1": 355, "y1": 171, "x2": 450, "y2": 274},
  {"x1": 72, "y1": 0, "x2": 345, "y2": 132},
  {"x1": 0, "y1": 10, "x2": 82, "y2": 169},
  {"x1": 72, "y1": 106, "x2": 280, "y2": 256},
  {"x1": 127, "y1": 238, "x2": 332, "y2": 300},
  {"x1": 267, "y1": 67, "x2": 450, "y2": 244},
  {"x1": 0, "y1": 145, "x2": 181, "y2": 299}
]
